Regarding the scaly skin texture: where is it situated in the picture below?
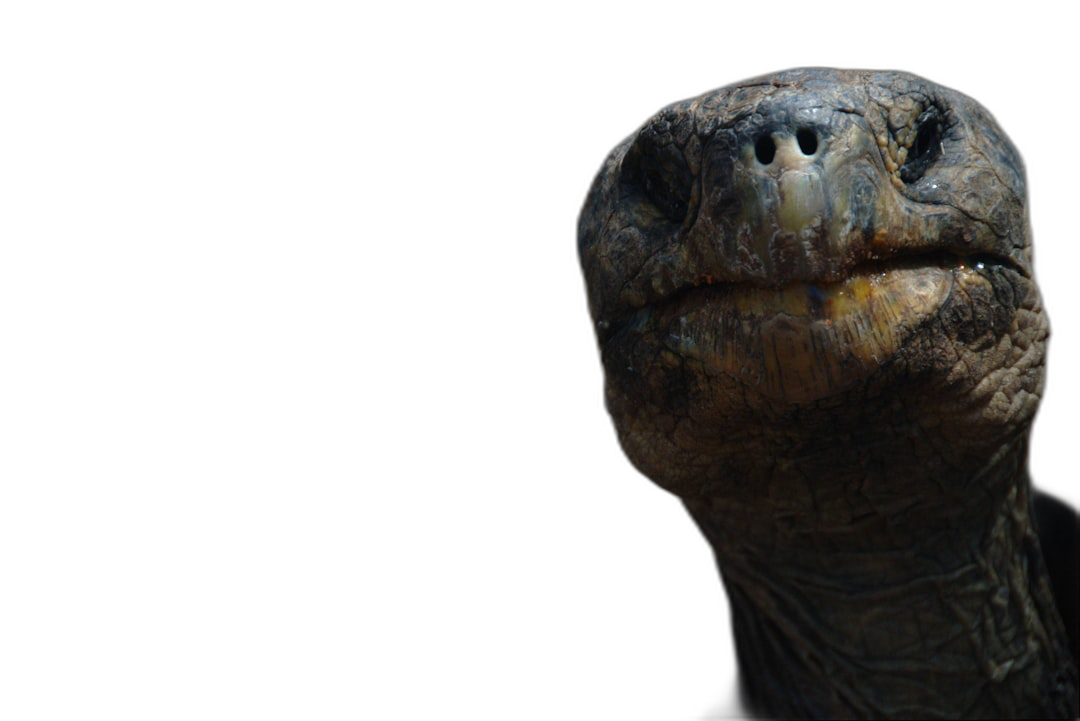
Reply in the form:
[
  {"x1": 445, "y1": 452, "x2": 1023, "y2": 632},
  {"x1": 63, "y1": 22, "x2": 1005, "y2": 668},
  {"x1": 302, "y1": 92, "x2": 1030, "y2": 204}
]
[{"x1": 578, "y1": 69, "x2": 1079, "y2": 718}]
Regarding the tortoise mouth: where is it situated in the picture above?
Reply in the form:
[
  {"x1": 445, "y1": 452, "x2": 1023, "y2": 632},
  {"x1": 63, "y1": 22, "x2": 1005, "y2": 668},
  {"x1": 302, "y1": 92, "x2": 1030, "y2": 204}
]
[
  {"x1": 604, "y1": 252, "x2": 1024, "y2": 403},
  {"x1": 604, "y1": 252, "x2": 1023, "y2": 338},
  {"x1": 686, "y1": 251, "x2": 1023, "y2": 291}
]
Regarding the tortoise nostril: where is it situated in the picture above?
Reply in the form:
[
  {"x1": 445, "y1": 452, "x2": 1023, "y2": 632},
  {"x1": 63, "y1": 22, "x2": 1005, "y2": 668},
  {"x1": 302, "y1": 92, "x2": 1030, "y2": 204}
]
[
  {"x1": 755, "y1": 135, "x2": 776, "y2": 165},
  {"x1": 797, "y1": 128, "x2": 818, "y2": 156}
]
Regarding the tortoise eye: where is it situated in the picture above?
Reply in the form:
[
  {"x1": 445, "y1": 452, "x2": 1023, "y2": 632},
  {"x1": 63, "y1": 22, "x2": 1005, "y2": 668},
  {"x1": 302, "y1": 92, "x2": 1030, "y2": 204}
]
[
  {"x1": 640, "y1": 155, "x2": 691, "y2": 221},
  {"x1": 622, "y1": 113, "x2": 695, "y2": 225},
  {"x1": 900, "y1": 109, "x2": 943, "y2": 184},
  {"x1": 621, "y1": 127, "x2": 693, "y2": 223}
]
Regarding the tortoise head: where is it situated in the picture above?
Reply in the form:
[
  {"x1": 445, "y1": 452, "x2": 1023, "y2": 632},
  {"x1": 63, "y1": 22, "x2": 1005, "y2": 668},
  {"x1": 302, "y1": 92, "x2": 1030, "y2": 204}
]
[{"x1": 579, "y1": 68, "x2": 1046, "y2": 501}]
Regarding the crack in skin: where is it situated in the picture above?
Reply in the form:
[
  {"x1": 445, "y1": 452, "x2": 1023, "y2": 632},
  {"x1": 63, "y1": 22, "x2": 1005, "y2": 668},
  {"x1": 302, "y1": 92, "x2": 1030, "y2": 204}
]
[{"x1": 578, "y1": 68, "x2": 1079, "y2": 719}]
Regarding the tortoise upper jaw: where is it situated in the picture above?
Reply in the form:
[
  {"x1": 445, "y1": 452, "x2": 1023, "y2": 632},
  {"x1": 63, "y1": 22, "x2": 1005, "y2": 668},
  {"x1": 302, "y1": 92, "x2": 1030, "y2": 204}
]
[
  {"x1": 590, "y1": 105, "x2": 1025, "y2": 336},
  {"x1": 600, "y1": 136, "x2": 1024, "y2": 326}
]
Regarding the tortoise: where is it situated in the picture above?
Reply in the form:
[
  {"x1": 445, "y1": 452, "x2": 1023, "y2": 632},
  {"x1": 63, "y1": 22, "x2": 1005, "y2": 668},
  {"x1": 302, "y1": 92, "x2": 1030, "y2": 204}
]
[{"x1": 577, "y1": 68, "x2": 1079, "y2": 719}]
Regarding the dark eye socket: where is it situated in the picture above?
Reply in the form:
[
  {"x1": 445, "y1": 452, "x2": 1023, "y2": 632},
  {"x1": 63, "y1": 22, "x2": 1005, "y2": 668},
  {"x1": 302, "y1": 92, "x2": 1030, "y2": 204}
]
[
  {"x1": 639, "y1": 156, "x2": 690, "y2": 221},
  {"x1": 912, "y1": 122, "x2": 939, "y2": 159},
  {"x1": 620, "y1": 132, "x2": 693, "y2": 223},
  {"x1": 899, "y1": 108, "x2": 944, "y2": 184}
]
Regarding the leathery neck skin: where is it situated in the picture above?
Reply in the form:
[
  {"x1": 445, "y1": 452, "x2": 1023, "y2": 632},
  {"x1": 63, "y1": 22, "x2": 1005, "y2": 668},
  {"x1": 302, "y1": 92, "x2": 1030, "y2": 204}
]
[{"x1": 685, "y1": 439, "x2": 1076, "y2": 719}]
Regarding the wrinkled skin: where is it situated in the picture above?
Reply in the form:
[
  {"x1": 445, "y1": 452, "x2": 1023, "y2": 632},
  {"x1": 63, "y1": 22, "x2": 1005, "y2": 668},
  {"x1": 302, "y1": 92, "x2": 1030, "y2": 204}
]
[{"x1": 579, "y1": 69, "x2": 1079, "y2": 718}]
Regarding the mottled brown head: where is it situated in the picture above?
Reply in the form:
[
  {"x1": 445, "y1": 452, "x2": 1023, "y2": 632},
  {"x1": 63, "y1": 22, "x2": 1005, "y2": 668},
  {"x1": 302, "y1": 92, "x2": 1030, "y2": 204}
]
[{"x1": 579, "y1": 69, "x2": 1046, "y2": 502}]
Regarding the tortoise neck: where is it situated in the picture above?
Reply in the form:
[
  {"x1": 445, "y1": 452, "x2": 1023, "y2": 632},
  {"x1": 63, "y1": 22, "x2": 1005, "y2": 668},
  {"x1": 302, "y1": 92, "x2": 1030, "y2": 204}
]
[{"x1": 684, "y1": 444, "x2": 1078, "y2": 718}]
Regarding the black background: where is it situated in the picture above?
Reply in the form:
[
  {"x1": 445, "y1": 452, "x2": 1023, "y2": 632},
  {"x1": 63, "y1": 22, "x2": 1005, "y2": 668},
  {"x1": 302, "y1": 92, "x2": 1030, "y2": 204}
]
[{"x1": 481, "y1": 49, "x2": 1071, "y2": 716}]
